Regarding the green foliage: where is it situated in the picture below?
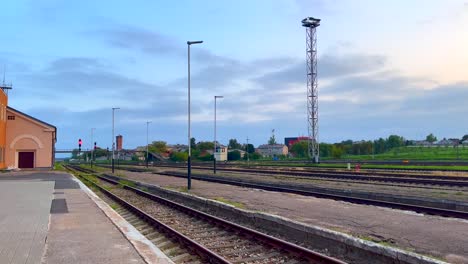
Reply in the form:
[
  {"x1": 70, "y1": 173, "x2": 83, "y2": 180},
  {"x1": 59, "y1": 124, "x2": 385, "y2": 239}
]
[
  {"x1": 245, "y1": 144, "x2": 255, "y2": 153},
  {"x1": 331, "y1": 145, "x2": 344, "y2": 159},
  {"x1": 170, "y1": 151, "x2": 188, "y2": 162},
  {"x1": 228, "y1": 139, "x2": 242, "y2": 149},
  {"x1": 290, "y1": 141, "x2": 308, "y2": 158},
  {"x1": 148, "y1": 141, "x2": 167, "y2": 154},
  {"x1": 462, "y1": 134, "x2": 468, "y2": 142},
  {"x1": 268, "y1": 134, "x2": 277, "y2": 145},
  {"x1": 228, "y1": 150, "x2": 241, "y2": 161},
  {"x1": 197, "y1": 141, "x2": 214, "y2": 151},
  {"x1": 190, "y1": 137, "x2": 196, "y2": 149},
  {"x1": 249, "y1": 152, "x2": 262, "y2": 160},
  {"x1": 426, "y1": 133, "x2": 438, "y2": 143}
]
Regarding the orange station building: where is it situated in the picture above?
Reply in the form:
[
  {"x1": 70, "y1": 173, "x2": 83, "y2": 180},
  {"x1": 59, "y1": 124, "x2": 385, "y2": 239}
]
[{"x1": 0, "y1": 88, "x2": 56, "y2": 169}]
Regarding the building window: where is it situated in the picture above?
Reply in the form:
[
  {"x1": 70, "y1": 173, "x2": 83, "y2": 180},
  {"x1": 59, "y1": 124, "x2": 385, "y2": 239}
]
[{"x1": 8, "y1": 115, "x2": 15, "y2": 120}]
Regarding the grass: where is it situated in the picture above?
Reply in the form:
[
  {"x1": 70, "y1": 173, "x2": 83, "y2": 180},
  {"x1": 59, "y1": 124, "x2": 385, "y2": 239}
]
[
  {"x1": 118, "y1": 179, "x2": 137, "y2": 188},
  {"x1": 341, "y1": 146, "x2": 468, "y2": 161},
  {"x1": 54, "y1": 162, "x2": 67, "y2": 172},
  {"x1": 213, "y1": 197, "x2": 245, "y2": 209},
  {"x1": 109, "y1": 203, "x2": 119, "y2": 210}
]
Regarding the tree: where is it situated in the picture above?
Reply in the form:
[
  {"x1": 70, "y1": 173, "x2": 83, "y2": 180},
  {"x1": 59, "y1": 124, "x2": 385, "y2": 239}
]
[
  {"x1": 426, "y1": 133, "x2": 437, "y2": 143},
  {"x1": 268, "y1": 134, "x2": 277, "y2": 145},
  {"x1": 148, "y1": 141, "x2": 167, "y2": 154},
  {"x1": 228, "y1": 150, "x2": 241, "y2": 161},
  {"x1": 386, "y1": 135, "x2": 405, "y2": 149},
  {"x1": 190, "y1": 138, "x2": 196, "y2": 149},
  {"x1": 196, "y1": 141, "x2": 214, "y2": 151},
  {"x1": 331, "y1": 145, "x2": 344, "y2": 159},
  {"x1": 291, "y1": 141, "x2": 308, "y2": 158},
  {"x1": 250, "y1": 152, "x2": 262, "y2": 160},
  {"x1": 170, "y1": 151, "x2": 188, "y2": 162},
  {"x1": 228, "y1": 139, "x2": 242, "y2": 149},
  {"x1": 461, "y1": 134, "x2": 468, "y2": 142},
  {"x1": 245, "y1": 144, "x2": 255, "y2": 153}
]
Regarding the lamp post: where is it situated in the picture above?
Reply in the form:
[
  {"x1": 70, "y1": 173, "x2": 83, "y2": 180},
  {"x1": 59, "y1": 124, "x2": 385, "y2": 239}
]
[
  {"x1": 187, "y1": 40, "x2": 203, "y2": 190},
  {"x1": 246, "y1": 137, "x2": 250, "y2": 167},
  {"x1": 112, "y1": 107, "x2": 120, "y2": 173},
  {"x1": 146, "y1": 121, "x2": 151, "y2": 167},
  {"x1": 91, "y1": 128, "x2": 95, "y2": 168},
  {"x1": 213, "y1": 95, "x2": 223, "y2": 174}
]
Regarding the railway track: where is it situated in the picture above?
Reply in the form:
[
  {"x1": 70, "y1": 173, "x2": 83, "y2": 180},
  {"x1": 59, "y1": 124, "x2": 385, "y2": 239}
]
[
  {"x1": 66, "y1": 165, "x2": 345, "y2": 264},
  {"x1": 91, "y1": 164, "x2": 468, "y2": 220},
  {"x1": 111, "y1": 163, "x2": 468, "y2": 188}
]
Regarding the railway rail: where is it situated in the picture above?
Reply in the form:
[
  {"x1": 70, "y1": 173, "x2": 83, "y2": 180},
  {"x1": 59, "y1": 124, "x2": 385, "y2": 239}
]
[
  {"x1": 66, "y1": 165, "x2": 345, "y2": 264},
  {"x1": 107, "y1": 163, "x2": 468, "y2": 188},
  {"x1": 91, "y1": 164, "x2": 468, "y2": 220}
]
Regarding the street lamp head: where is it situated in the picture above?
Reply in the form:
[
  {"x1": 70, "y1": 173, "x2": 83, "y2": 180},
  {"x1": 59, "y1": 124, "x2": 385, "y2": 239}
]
[
  {"x1": 112, "y1": 107, "x2": 120, "y2": 110},
  {"x1": 215, "y1": 95, "x2": 224, "y2": 99},
  {"x1": 187, "y1": 40, "x2": 203, "y2": 45},
  {"x1": 302, "y1": 17, "x2": 321, "y2": 28}
]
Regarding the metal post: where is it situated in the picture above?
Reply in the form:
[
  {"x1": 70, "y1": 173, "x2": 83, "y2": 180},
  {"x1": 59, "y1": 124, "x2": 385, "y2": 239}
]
[
  {"x1": 112, "y1": 107, "x2": 120, "y2": 173},
  {"x1": 91, "y1": 128, "x2": 95, "y2": 168},
  {"x1": 213, "y1": 95, "x2": 223, "y2": 174},
  {"x1": 246, "y1": 137, "x2": 250, "y2": 167},
  {"x1": 146, "y1": 121, "x2": 151, "y2": 167},
  {"x1": 187, "y1": 40, "x2": 203, "y2": 190}
]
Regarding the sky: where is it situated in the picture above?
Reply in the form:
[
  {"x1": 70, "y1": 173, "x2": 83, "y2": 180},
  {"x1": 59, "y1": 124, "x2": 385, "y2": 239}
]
[{"x1": 1, "y1": 0, "x2": 467, "y2": 152}]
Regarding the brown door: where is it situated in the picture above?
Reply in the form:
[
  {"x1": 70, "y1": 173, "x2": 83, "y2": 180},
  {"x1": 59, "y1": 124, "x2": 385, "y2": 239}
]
[{"x1": 18, "y1": 152, "x2": 34, "y2": 168}]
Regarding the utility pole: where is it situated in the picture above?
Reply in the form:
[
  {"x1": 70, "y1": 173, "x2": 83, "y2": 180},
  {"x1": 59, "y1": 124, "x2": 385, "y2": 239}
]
[
  {"x1": 91, "y1": 128, "x2": 95, "y2": 168},
  {"x1": 246, "y1": 137, "x2": 250, "y2": 167},
  {"x1": 213, "y1": 95, "x2": 223, "y2": 174},
  {"x1": 146, "y1": 121, "x2": 151, "y2": 167}
]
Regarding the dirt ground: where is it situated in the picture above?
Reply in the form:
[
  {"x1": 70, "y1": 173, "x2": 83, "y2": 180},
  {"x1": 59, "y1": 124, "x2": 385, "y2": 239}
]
[
  {"x1": 163, "y1": 167, "x2": 468, "y2": 203},
  {"x1": 109, "y1": 168, "x2": 468, "y2": 263}
]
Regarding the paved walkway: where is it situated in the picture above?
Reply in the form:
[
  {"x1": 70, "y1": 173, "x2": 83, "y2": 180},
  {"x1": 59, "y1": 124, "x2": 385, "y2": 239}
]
[
  {"x1": 117, "y1": 169, "x2": 468, "y2": 264},
  {"x1": 0, "y1": 172, "x2": 146, "y2": 264}
]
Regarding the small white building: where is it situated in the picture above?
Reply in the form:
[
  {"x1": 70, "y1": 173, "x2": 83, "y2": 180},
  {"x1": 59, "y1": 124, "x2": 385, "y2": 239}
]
[{"x1": 214, "y1": 145, "x2": 228, "y2": 161}]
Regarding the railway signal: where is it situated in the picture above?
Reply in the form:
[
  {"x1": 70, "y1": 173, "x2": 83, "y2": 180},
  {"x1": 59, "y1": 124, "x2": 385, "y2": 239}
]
[{"x1": 78, "y1": 138, "x2": 82, "y2": 153}]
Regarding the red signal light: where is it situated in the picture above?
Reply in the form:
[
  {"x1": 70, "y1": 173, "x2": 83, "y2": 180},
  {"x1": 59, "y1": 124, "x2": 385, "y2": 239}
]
[{"x1": 78, "y1": 138, "x2": 82, "y2": 147}]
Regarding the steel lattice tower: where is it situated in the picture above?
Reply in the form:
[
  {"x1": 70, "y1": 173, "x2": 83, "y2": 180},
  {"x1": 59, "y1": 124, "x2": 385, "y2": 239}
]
[{"x1": 302, "y1": 17, "x2": 320, "y2": 163}]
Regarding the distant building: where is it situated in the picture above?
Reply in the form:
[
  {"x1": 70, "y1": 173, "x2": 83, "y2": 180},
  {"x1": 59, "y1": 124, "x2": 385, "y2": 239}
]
[
  {"x1": 116, "y1": 135, "x2": 123, "y2": 150},
  {"x1": 167, "y1": 144, "x2": 188, "y2": 153},
  {"x1": 256, "y1": 144, "x2": 288, "y2": 157},
  {"x1": 214, "y1": 145, "x2": 228, "y2": 161},
  {"x1": 462, "y1": 140, "x2": 468, "y2": 146},
  {"x1": 284, "y1": 137, "x2": 308, "y2": 148},
  {"x1": 412, "y1": 140, "x2": 432, "y2": 146},
  {"x1": 436, "y1": 138, "x2": 459, "y2": 146}
]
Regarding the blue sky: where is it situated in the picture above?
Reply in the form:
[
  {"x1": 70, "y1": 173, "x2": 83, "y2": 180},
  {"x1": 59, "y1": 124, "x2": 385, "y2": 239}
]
[{"x1": 1, "y1": 0, "x2": 467, "y2": 151}]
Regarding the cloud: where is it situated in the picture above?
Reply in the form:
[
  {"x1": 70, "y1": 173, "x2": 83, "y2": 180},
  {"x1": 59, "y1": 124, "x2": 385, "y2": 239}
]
[{"x1": 95, "y1": 26, "x2": 179, "y2": 56}]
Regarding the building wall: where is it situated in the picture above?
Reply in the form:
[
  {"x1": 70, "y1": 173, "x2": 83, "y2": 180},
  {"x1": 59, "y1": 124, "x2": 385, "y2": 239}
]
[
  {"x1": 256, "y1": 144, "x2": 289, "y2": 157},
  {"x1": 5, "y1": 108, "x2": 55, "y2": 168},
  {"x1": 116, "y1": 135, "x2": 123, "y2": 150},
  {"x1": 0, "y1": 90, "x2": 7, "y2": 169},
  {"x1": 214, "y1": 146, "x2": 228, "y2": 161}
]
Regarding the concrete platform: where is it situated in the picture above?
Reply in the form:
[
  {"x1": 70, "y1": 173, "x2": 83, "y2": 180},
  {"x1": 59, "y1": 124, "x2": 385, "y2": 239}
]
[{"x1": 0, "y1": 172, "x2": 150, "y2": 264}]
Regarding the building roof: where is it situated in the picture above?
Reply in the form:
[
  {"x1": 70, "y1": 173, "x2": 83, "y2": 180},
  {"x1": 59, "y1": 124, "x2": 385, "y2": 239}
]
[{"x1": 7, "y1": 106, "x2": 57, "y2": 141}]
